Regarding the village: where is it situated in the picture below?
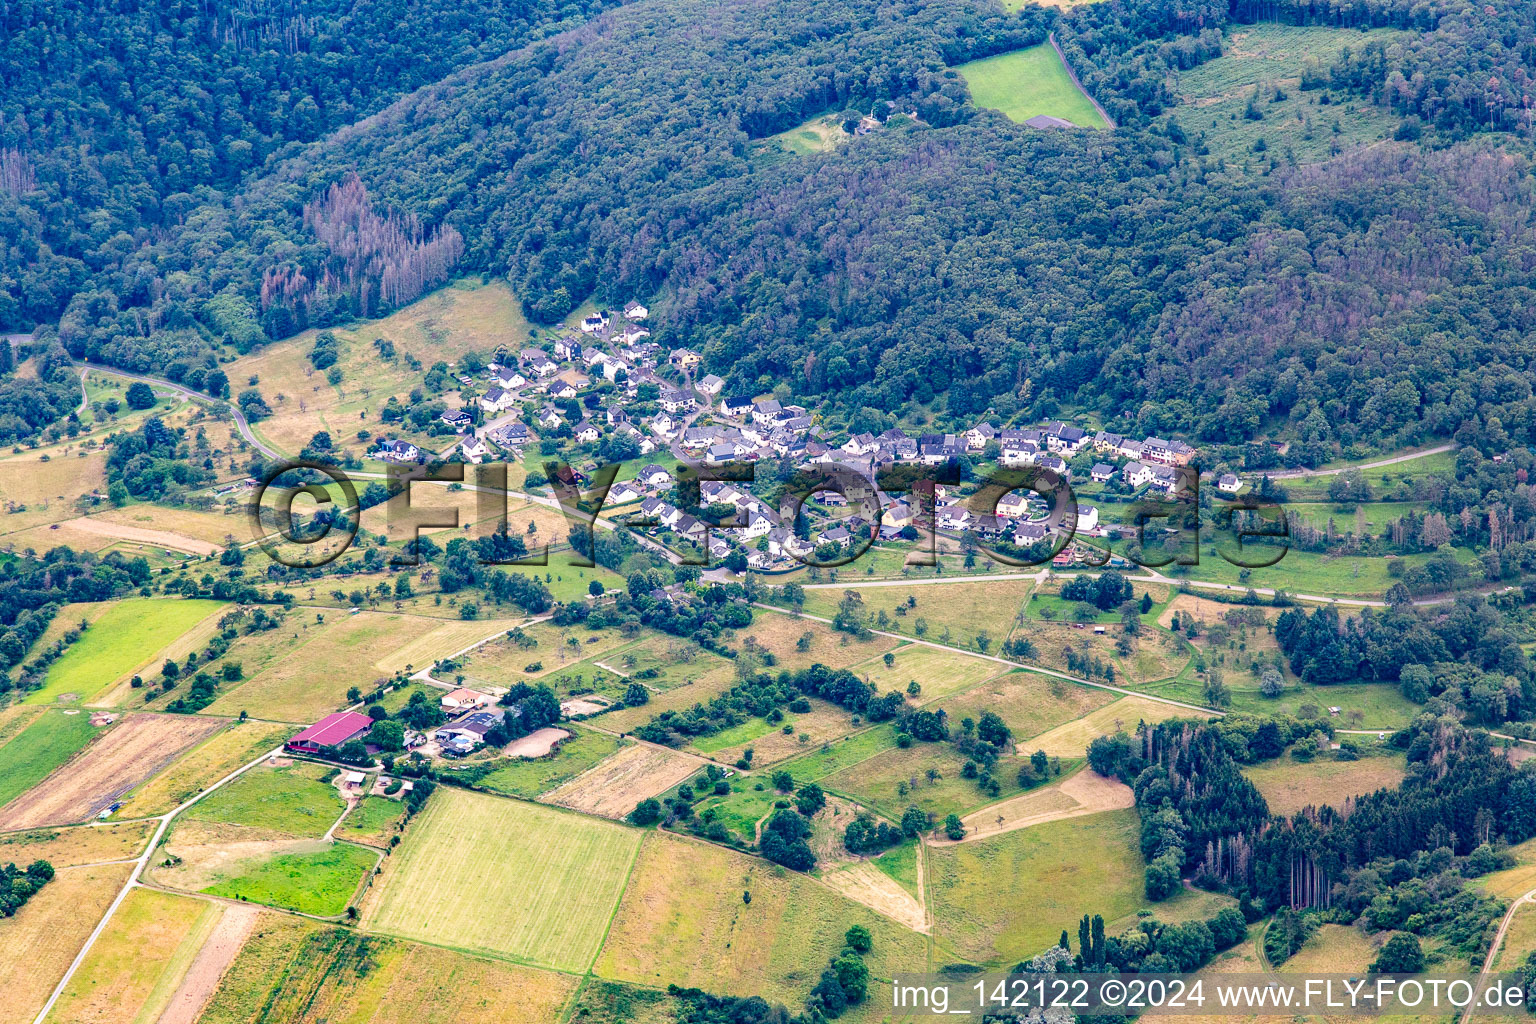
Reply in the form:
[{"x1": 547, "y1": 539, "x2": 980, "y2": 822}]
[{"x1": 363, "y1": 301, "x2": 1224, "y2": 572}]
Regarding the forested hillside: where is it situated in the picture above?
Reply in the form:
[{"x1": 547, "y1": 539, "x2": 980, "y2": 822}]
[
  {"x1": 9, "y1": 0, "x2": 1536, "y2": 454},
  {"x1": 0, "y1": 0, "x2": 625, "y2": 330}
]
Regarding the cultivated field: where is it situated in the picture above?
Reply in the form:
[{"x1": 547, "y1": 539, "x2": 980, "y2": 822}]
[
  {"x1": 0, "y1": 861, "x2": 134, "y2": 1023},
  {"x1": 0, "y1": 712, "x2": 225, "y2": 829},
  {"x1": 541, "y1": 742, "x2": 701, "y2": 819},
  {"x1": 1026, "y1": 694, "x2": 1210, "y2": 757},
  {"x1": 159, "y1": 903, "x2": 263, "y2": 1024},
  {"x1": 0, "y1": 707, "x2": 101, "y2": 808},
  {"x1": 594, "y1": 832, "x2": 928, "y2": 1003},
  {"x1": 363, "y1": 787, "x2": 642, "y2": 970},
  {"x1": 956, "y1": 44, "x2": 1109, "y2": 128},
  {"x1": 0, "y1": 819, "x2": 154, "y2": 867},
  {"x1": 115, "y1": 720, "x2": 291, "y2": 818},
  {"x1": 1243, "y1": 753, "x2": 1408, "y2": 816},
  {"x1": 200, "y1": 916, "x2": 578, "y2": 1024},
  {"x1": 50, "y1": 887, "x2": 219, "y2": 1024},
  {"x1": 26, "y1": 597, "x2": 227, "y2": 705}
]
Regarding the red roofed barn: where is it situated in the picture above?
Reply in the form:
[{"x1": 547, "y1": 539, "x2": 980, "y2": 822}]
[{"x1": 286, "y1": 711, "x2": 374, "y2": 754}]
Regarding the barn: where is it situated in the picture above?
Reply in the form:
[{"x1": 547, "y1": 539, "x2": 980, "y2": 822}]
[{"x1": 286, "y1": 711, "x2": 374, "y2": 754}]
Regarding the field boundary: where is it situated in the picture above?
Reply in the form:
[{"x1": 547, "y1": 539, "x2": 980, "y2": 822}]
[{"x1": 1048, "y1": 32, "x2": 1115, "y2": 128}]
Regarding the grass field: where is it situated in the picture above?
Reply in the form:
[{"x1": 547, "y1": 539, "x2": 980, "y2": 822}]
[
  {"x1": 115, "y1": 720, "x2": 291, "y2": 818},
  {"x1": 0, "y1": 861, "x2": 134, "y2": 1024},
  {"x1": 795, "y1": 579, "x2": 1033, "y2": 654},
  {"x1": 820, "y1": 737, "x2": 1034, "y2": 821},
  {"x1": 200, "y1": 918, "x2": 579, "y2": 1024},
  {"x1": 760, "y1": 114, "x2": 851, "y2": 156},
  {"x1": 941, "y1": 669, "x2": 1119, "y2": 744},
  {"x1": 849, "y1": 643, "x2": 1004, "y2": 702},
  {"x1": 182, "y1": 760, "x2": 347, "y2": 838},
  {"x1": 202, "y1": 610, "x2": 448, "y2": 722},
  {"x1": 780, "y1": 724, "x2": 900, "y2": 784},
  {"x1": 1243, "y1": 752, "x2": 1407, "y2": 816},
  {"x1": 873, "y1": 841, "x2": 921, "y2": 897},
  {"x1": 363, "y1": 787, "x2": 642, "y2": 971},
  {"x1": 203, "y1": 841, "x2": 378, "y2": 916},
  {"x1": 0, "y1": 708, "x2": 102, "y2": 809},
  {"x1": 956, "y1": 44, "x2": 1108, "y2": 129},
  {"x1": 228, "y1": 278, "x2": 531, "y2": 459},
  {"x1": 336, "y1": 795, "x2": 408, "y2": 847},
  {"x1": 928, "y1": 808, "x2": 1145, "y2": 965},
  {"x1": 1163, "y1": 23, "x2": 1407, "y2": 164},
  {"x1": 0, "y1": 819, "x2": 155, "y2": 867},
  {"x1": 27, "y1": 598, "x2": 227, "y2": 705},
  {"x1": 594, "y1": 831, "x2": 928, "y2": 1003},
  {"x1": 439, "y1": 726, "x2": 625, "y2": 799},
  {"x1": 50, "y1": 886, "x2": 218, "y2": 1024},
  {"x1": 1026, "y1": 695, "x2": 1209, "y2": 757}
]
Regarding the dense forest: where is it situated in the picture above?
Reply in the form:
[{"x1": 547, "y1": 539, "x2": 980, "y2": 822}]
[
  {"x1": 7, "y1": 0, "x2": 1536, "y2": 453},
  {"x1": 1091, "y1": 716, "x2": 1536, "y2": 916}
]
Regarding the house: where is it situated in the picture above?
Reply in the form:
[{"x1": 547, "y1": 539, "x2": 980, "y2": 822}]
[
  {"x1": 1217, "y1": 473, "x2": 1242, "y2": 494},
  {"x1": 753, "y1": 399, "x2": 782, "y2": 420},
  {"x1": 637, "y1": 464, "x2": 672, "y2": 490},
  {"x1": 1091, "y1": 464, "x2": 1114, "y2": 483},
  {"x1": 1118, "y1": 438, "x2": 1146, "y2": 461},
  {"x1": 965, "y1": 423, "x2": 998, "y2": 451},
  {"x1": 479, "y1": 386, "x2": 516, "y2": 413},
  {"x1": 650, "y1": 411, "x2": 676, "y2": 436},
  {"x1": 488, "y1": 422, "x2": 529, "y2": 449},
  {"x1": 695, "y1": 374, "x2": 724, "y2": 397},
  {"x1": 580, "y1": 312, "x2": 609, "y2": 334},
  {"x1": 601, "y1": 358, "x2": 631, "y2": 382},
  {"x1": 659, "y1": 387, "x2": 693, "y2": 413},
  {"x1": 440, "y1": 687, "x2": 491, "y2": 712},
  {"x1": 1094, "y1": 431, "x2": 1125, "y2": 452},
  {"x1": 623, "y1": 300, "x2": 649, "y2": 320},
  {"x1": 1046, "y1": 423, "x2": 1088, "y2": 454},
  {"x1": 996, "y1": 491, "x2": 1031, "y2": 518},
  {"x1": 440, "y1": 409, "x2": 472, "y2": 432},
  {"x1": 552, "y1": 336, "x2": 582, "y2": 361},
  {"x1": 549, "y1": 380, "x2": 579, "y2": 401},
  {"x1": 706, "y1": 442, "x2": 740, "y2": 462},
  {"x1": 572, "y1": 419, "x2": 600, "y2": 444},
  {"x1": 936, "y1": 506, "x2": 972, "y2": 532},
  {"x1": 1123, "y1": 461, "x2": 1154, "y2": 487},
  {"x1": 1000, "y1": 433, "x2": 1040, "y2": 468},
  {"x1": 742, "y1": 511, "x2": 774, "y2": 538},
  {"x1": 490, "y1": 366, "x2": 526, "y2": 389},
  {"x1": 720, "y1": 395, "x2": 754, "y2": 417},
  {"x1": 820, "y1": 525, "x2": 852, "y2": 546},
  {"x1": 841, "y1": 432, "x2": 879, "y2": 457},
  {"x1": 670, "y1": 348, "x2": 702, "y2": 372},
  {"x1": 608, "y1": 482, "x2": 642, "y2": 505},
  {"x1": 674, "y1": 514, "x2": 707, "y2": 540},
  {"x1": 536, "y1": 407, "x2": 564, "y2": 430},
  {"x1": 1036, "y1": 455, "x2": 1068, "y2": 477},
  {"x1": 1076, "y1": 505, "x2": 1099, "y2": 533},
  {"x1": 287, "y1": 712, "x2": 373, "y2": 754},
  {"x1": 527, "y1": 354, "x2": 558, "y2": 377},
  {"x1": 1013, "y1": 521, "x2": 1049, "y2": 546},
  {"x1": 460, "y1": 433, "x2": 490, "y2": 463},
  {"x1": 372, "y1": 439, "x2": 421, "y2": 463},
  {"x1": 883, "y1": 502, "x2": 915, "y2": 528}
]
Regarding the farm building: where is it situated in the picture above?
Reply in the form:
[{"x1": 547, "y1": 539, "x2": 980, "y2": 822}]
[
  {"x1": 286, "y1": 711, "x2": 374, "y2": 754},
  {"x1": 440, "y1": 687, "x2": 491, "y2": 711}
]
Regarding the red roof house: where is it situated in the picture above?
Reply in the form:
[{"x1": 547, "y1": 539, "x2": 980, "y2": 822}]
[{"x1": 286, "y1": 711, "x2": 373, "y2": 754}]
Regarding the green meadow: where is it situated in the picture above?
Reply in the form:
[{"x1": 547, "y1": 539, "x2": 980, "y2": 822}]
[
  {"x1": 956, "y1": 44, "x2": 1108, "y2": 129},
  {"x1": 27, "y1": 598, "x2": 227, "y2": 705}
]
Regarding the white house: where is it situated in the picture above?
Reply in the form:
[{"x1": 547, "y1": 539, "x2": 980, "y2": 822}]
[
  {"x1": 480, "y1": 387, "x2": 516, "y2": 413},
  {"x1": 1076, "y1": 505, "x2": 1099, "y2": 533},
  {"x1": 440, "y1": 687, "x2": 490, "y2": 711},
  {"x1": 460, "y1": 433, "x2": 490, "y2": 463},
  {"x1": 574, "y1": 420, "x2": 600, "y2": 443},
  {"x1": 623, "y1": 300, "x2": 649, "y2": 320},
  {"x1": 695, "y1": 374, "x2": 724, "y2": 397},
  {"x1": 1217, "y1": 473, "x2": 1242, "y2": 494},
  {"x1": 1123, "y1": 461, "x2": 1154, "y2": 487}
]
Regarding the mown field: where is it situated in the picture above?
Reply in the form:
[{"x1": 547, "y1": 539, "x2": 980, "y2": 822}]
[
  {"x1": 363, "y1": 787, "x2": 642, "y2": 971},
  {"x1": 594, "y1": 831, "x2": 929, "y2": 1004},
  {"x1": 794, "y1": 578, "x2": 1032, "y2": 654},
  {"x1": 0, "y1": 819, "x2": 155, "y2": 867},
  {"x1": 0, "y1": 707, "x2": 102, "y2": 809},
  {"x1": 50, "y1": 886, "x2": 220, "y2": 1024},
  {"x1": 203, "y1": 841, "x2": 379, "y2": 917},
  {"x1": 956, "y1": 44, "x2": 1109, "y2": 128},
  {"x1": 1243, "y1": 752, "x2": 1408, "y2": 816},
  {"x1": 182, "y1": 760, "x2": 348, "y2": 838}
]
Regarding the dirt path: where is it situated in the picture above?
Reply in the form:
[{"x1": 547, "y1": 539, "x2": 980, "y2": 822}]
[
  {"x1": 1264, "y1": 443, "x2": 1454, "y2": 480},
  {"x1": 56, "y1": 515, "x2": 220, "y2": 556},
  {"x1": 1464, "y1": 886, "x2": 1536, "y2": 1024},
  {"x1": 155, "y1": 902, "x2": 261, "y2": 1024},
  {"x1": 943, "y1": 770, "x2": 1133, "y2": 845},
  {"x1": 821, "y1": 861, "x2": 928, "y2": 933}
]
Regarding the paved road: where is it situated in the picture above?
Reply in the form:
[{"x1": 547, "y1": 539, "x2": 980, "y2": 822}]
[
  {"x1": 1262, "y1": 444, "x2": 1454, "y2": 480},
  {"x1": 77, "y1": 362, "x2": 281, "y2": 460},
  {"x1": 30, "y1": 743, "x2": 286, "y2": 1024}
]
